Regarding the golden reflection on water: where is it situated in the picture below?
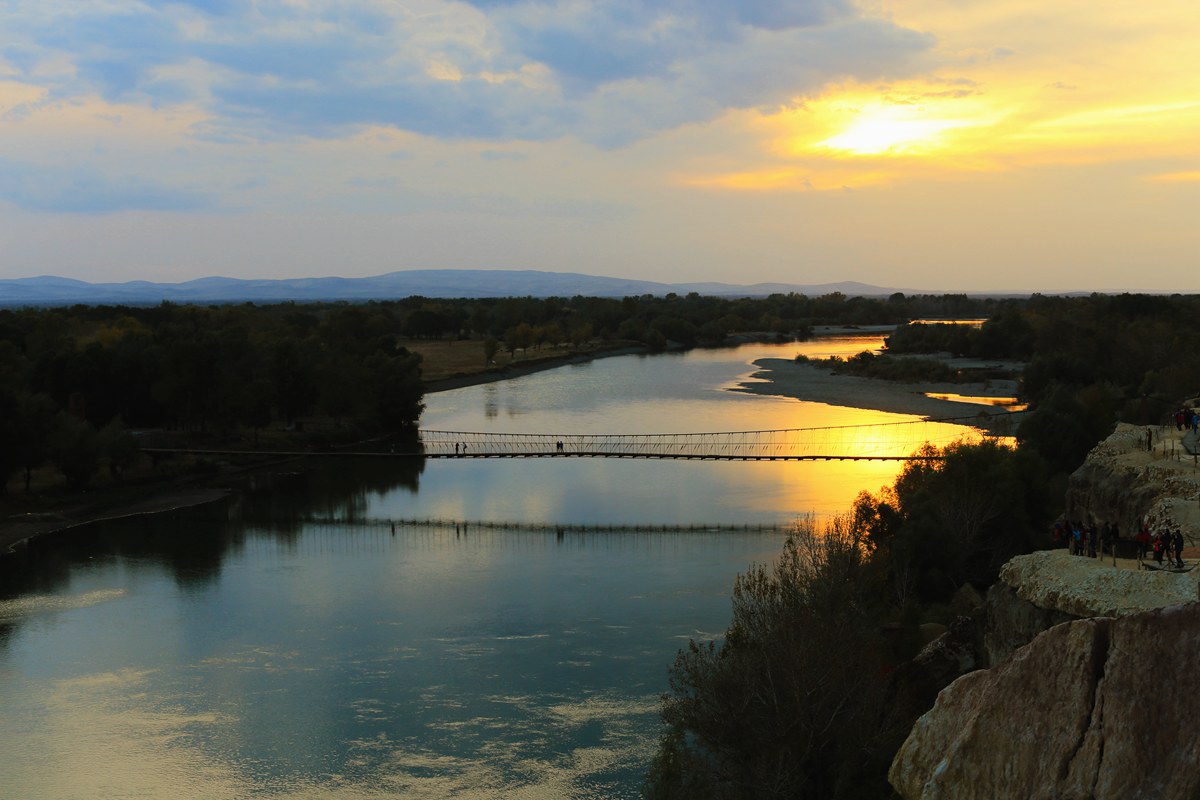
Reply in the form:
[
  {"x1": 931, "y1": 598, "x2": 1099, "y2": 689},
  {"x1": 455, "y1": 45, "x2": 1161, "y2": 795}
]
[
  {"x1": 924, "y1": 392, "x2": 1028, "y2": 411},
  {"x1": 3, "y1": 662, "x2": 662, "y2": 799},
  {"x1": 905, "y1": 319, "x2": 987, "y2": 328}
]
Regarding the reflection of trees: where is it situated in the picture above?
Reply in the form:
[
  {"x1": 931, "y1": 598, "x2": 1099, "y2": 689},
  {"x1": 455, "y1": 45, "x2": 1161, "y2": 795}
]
[
  {"x1": 0, "y1": 457, "x2": 424, "y2": 645},
  {"x1": 0, "y1": 501, "x2": 240, "y2": 607},
  {"x1": 232, "y1": 458, "x2": 424, "y2": 529}
]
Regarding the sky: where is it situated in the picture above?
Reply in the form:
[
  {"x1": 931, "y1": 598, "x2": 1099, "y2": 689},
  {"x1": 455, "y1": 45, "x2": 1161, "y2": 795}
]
[{"x1": 0, "y1": 0, "x2": 1198, "y2": 293}]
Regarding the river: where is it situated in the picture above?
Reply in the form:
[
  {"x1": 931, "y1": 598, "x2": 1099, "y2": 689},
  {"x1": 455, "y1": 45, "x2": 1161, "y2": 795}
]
[{"x1": 0, "y1": 334, "x2": 986, "y2": 799}]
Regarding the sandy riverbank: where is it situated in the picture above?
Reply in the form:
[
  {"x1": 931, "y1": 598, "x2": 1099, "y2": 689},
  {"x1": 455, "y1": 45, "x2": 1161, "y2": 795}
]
[{"x1": 733, "y1": 357, "x2": 1021, "y2": 420}]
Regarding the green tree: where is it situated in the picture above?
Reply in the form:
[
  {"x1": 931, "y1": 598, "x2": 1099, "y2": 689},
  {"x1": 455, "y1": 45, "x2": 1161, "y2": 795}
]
[
  {"x1": 99, "y1": 418, "x2": 140, "y2": 481},
  {"x1": 504, "y1": 323, "x2": 534, "y2": 358},
  {"x1": 649, "y1": 518, "x2": 899, "y2": 800},
  {"x1": 361, "y1": 349, "x2": 425, "y2": 433},
  {"x1": 269, "y1": 338, "x2": 318, "y2": 424},
  {"x1": 0, "y1": 389, "x2": 20, "y2": 494},
  {"x1": 483, "y1": 337, "x2": 500, "y2": 365},
  {"x1": 1016, "y1": 387, "x2": 1108, "y2": 474},
  {"x1": 858, "y1": 439, "x2": 1052, "y2": 603},
  {"x1": 13, "y1": 392, "x2": 57, "y2": 493},
  {"x1": 50, "y1": 413, "x2": 100, "y2": 490}
]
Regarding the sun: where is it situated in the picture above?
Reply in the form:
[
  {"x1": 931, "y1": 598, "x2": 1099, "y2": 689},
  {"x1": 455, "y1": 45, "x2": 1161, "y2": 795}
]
[{"x1": 815, "y1": 103, "x2": 974, "y2": 156}]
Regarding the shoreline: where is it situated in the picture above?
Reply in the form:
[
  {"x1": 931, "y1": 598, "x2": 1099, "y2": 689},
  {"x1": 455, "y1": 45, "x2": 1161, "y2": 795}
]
[
  {"x1": 422, "y1": 344, "x2": 650, "y2": 393},
  {"x1": 0, "y1": 484, "x2": 230, "y2": 558}
]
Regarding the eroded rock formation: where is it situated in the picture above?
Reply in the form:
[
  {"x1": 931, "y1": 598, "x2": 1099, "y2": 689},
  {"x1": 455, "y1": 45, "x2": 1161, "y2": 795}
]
[
  {"x1": 890, "y1": 602, "x2": 1200, "y2": 799},
  {"x1": 983, "y1": 549, "x2": 1198, "y2": 665}
]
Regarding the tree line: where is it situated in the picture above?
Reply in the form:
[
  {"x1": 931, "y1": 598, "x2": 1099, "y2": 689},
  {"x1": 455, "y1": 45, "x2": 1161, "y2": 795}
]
[
  {"x1": 0, "y1": 301, "x2": 424, "y2": 492},
  {"x1": 5, "y1": 290, "x2": 1197, "y2": 493}
]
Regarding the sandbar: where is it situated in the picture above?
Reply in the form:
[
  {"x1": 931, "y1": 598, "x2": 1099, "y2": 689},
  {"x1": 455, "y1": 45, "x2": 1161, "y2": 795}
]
[{"x1": 732, "y1": 357, "x2": 1021, "y2": 421}]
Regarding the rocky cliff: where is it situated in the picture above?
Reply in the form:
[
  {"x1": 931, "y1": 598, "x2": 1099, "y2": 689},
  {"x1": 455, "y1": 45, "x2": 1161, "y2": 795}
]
[
  {"x1": 890, "y1": 603, "x2": 1200, "y2": 799},
  {"x1": 1064, "y1": 422, "x2": 1200, "y2": 540},
  {"x1": 891, "y1": 421, "x2": 1200, "y2": 799}
]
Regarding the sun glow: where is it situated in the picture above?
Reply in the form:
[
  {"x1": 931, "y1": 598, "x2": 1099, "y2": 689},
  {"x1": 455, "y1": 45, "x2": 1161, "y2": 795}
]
[{"x1": 816, "y1": 103, "x2": 977, "y2": 156}]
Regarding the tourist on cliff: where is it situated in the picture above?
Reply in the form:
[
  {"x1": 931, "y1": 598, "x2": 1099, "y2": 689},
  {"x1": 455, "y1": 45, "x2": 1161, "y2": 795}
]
[
  {"x1": 1136, "y1": 525, "x2": 1151, "y2": 561},
  {"x1": 1173, "y1": 529, "x2": 1185, "y2": 568},
  {"x1": 1100, "y1": 523, "x2": 1118, "y2": 559}
]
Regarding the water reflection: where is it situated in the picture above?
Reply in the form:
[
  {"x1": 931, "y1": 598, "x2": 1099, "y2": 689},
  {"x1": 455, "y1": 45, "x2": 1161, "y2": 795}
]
[
  {"x1": 0, "y1": 516, "x2": 785, "y2": 799},
  {"x1": 0, "y1": 459, "x2": 427, "y2": 602},
  {"x1": 410, "y1": 339, "x2": 969, "y2": 524},
  {"x1": 233, "y1": 458, "x2": 425, "y2": 529},
  {"x1": 0, "y1": 503, "x2": 237, "y2": 600},
  {"x1": 925, "y1": 392, "x2": 1028, "y2": 411}
]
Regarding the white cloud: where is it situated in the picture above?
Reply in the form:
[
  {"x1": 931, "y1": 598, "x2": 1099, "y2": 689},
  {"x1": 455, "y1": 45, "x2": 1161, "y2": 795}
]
[{"x1": 0, "y1": 0, "x2": 933, "y2": 145}]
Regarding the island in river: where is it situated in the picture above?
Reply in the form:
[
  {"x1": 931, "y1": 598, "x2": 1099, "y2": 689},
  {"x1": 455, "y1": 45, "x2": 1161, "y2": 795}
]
[{"x1": 735, "y1": 356, "x2": 1020, "y2": 420}]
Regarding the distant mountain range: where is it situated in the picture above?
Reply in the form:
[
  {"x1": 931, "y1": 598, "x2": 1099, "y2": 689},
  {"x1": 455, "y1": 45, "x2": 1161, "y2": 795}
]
[{"x1": 0, "y1": 270, "x2": 909, "y2": 307}]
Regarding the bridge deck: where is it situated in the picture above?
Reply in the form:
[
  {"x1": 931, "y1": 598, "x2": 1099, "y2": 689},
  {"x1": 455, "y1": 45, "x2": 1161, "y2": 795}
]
[
  {"x1": 141, "y1": 414, "x2": 1016, "y2": 462},
  {"x1": 422, "y1": 451, "x2": 942, "y2": 461}
]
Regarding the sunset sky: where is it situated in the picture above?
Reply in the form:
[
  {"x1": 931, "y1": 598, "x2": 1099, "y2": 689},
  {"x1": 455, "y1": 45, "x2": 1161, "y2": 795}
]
[{"x1": 1, "y1": 0, "x2": 1197, "y2": 292}]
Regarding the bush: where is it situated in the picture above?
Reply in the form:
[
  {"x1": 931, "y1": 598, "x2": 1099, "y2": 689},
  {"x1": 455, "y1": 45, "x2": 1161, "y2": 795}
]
[{"x1": 647, "y1": 518, "x2": 902, "y2": 799}]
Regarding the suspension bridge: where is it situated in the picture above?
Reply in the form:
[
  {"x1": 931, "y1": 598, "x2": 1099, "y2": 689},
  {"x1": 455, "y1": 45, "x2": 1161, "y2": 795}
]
[
  {"x1": 418, "y1": 412, "x2": 1020, "y2": 462},
  {"x1": 141, "y1": 413, "x2": 1021, "y2": 462}
]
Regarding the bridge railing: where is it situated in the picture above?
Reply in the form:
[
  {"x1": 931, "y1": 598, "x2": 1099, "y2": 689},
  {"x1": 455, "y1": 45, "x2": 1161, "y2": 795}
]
[{"x1": 419, "y1": 414, "x2": 1019, "y2": 460}]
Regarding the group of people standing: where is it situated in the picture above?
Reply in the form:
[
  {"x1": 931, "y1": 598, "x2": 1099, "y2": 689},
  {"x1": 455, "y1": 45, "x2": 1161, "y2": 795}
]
[
  {"x1": 1136, "y1": 523, "x2": 1187, "y2": 568},
  {"x1": 1053, "y1": 519, "x2": 1188, "y2": 569},
  {"x1": 1055, "y1": 520, "x2": 1117, "y2": 559},
  {"x1": 1173, "y1": 407, "x2": 1199, "y2": 433}
]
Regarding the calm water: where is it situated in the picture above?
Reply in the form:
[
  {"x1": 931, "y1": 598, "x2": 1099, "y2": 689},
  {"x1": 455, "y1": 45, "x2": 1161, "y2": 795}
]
[
  {"x1": 0, "y1": 336, "x2": 985, "y2": 798},
  {"x1": 399, "y1": 336, "x2": 975, "y2": 524}
]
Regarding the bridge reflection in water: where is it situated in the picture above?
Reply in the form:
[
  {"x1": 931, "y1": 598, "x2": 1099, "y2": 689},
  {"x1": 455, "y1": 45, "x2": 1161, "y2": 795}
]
[{"x1": 419, "y1": 413, "x2": 1020, "y2": 462}]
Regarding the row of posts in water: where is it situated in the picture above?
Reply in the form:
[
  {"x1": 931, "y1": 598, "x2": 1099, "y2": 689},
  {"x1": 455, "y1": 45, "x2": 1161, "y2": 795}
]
[{"x1": 300, "y1": 517, "x2": 788, "y2": 534}]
